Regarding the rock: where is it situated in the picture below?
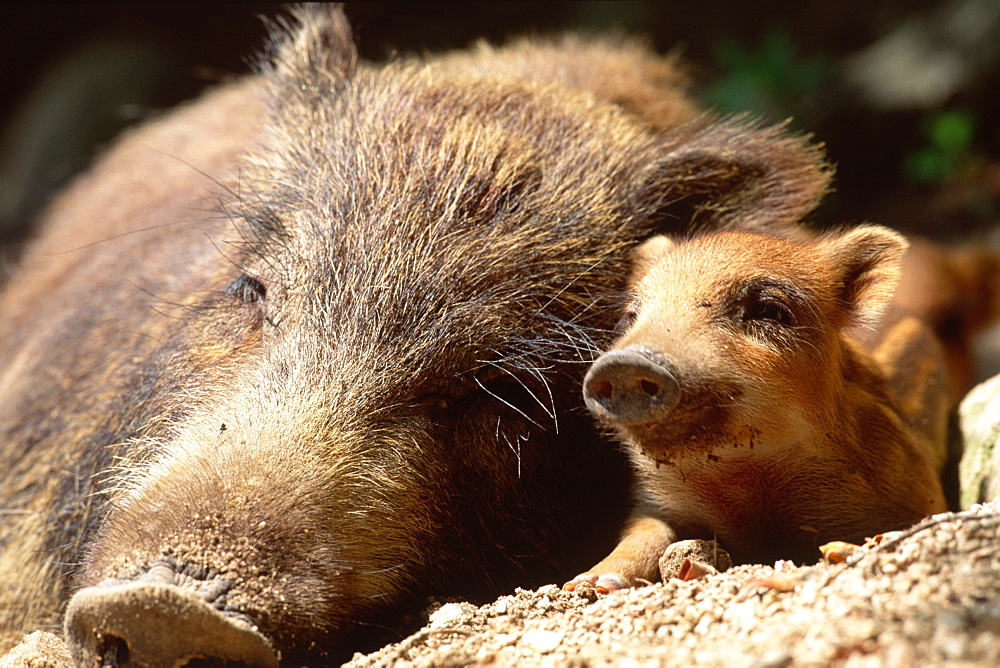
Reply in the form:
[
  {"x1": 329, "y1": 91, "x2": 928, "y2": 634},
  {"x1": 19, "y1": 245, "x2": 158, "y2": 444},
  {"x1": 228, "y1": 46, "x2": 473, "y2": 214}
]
[
  {"x1": 958, "y1": 373, "x2": 1000, "y2": 507},
  {"x1": 659, "y1": 539, "x2": 733, "y2": 581}
]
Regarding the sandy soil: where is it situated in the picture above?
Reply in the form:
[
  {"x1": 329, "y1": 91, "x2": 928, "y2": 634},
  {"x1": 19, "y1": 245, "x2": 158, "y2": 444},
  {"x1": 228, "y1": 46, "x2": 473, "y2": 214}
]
[
  {"x1": 347, "y1": 500, "x2": 1000, "y2": 667},
  {"x1": 3, "y1": 502, "x2": 998, "y2": 667}
]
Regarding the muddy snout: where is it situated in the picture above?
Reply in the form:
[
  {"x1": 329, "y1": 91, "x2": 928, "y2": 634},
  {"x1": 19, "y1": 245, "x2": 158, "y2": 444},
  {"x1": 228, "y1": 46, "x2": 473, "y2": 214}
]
[
  {"x1": 65, "y1": 561, "x2": 278, "y2": 668},
  {"x1": 583, "y1": 347, "x2": 680, "y2": 424}
]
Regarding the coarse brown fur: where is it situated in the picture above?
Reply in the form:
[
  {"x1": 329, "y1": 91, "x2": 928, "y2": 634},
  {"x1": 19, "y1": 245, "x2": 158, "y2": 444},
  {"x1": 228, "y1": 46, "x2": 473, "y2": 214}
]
[
  {"x1": 568, "y1": 226, "x2": 953, "y2": 592},
  {"x1": 0, "y1": 6, "x2": 830, "y2": 663}
]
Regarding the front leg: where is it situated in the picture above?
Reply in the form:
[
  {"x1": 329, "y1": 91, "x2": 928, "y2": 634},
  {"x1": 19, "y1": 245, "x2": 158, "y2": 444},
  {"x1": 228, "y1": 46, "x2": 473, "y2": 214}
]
[{"x1": 563, "y1": 514, "x2": 676, "y2": 593}]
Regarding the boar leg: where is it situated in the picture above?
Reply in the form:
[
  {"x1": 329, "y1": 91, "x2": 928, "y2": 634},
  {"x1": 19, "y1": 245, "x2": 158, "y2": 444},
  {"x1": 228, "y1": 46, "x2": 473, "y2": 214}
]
[{"x1": 563, "y1": 515, "x2": 676, "y2": 593}]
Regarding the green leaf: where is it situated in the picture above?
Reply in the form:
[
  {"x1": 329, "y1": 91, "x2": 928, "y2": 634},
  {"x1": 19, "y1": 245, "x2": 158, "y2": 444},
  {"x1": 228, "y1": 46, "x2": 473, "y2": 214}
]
[{"x1": 928, "y1": 110, "x2": 975, "y2": 154}]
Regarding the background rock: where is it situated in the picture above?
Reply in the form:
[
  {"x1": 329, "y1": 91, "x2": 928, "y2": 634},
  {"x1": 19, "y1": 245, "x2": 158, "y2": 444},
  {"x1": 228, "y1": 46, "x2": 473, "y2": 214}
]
[{"x1": 959, "y1": 374, "x2": 1000, "y2": 507}]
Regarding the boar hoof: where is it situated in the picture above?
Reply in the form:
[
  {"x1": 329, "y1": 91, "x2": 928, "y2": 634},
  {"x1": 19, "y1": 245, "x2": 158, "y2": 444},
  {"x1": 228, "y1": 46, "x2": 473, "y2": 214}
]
[
  {"x1": 65, "y1": 580, "x2": 278, "y2": 668},
  {"x1": 584, "y1": 347, "x2": 680, "y2": 424},
  {"x1": 562, "y1": 571, "x2": 628, "y2": 594}
]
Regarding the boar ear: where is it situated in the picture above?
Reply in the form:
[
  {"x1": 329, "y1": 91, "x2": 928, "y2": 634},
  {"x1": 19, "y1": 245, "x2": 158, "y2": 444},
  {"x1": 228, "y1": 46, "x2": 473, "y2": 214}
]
[
  {"x1": 823, "y1": 225, "x2": 908, "y2": 327},
  {"x1": 264, "y1": 4, "x2": 357, "y2": 99},
  {"x1": 636, "y1": 117, "x2": 832, "y2": 235},
  {"x1": 630, "y1": 235, "x2": 675, "y2": 285}
]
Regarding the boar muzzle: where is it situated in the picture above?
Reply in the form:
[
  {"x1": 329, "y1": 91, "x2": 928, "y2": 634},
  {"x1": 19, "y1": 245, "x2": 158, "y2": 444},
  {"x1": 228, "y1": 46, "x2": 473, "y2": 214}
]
[
  {"x1": 64, "y1": 562, "x2": 278, "y2": 668},
  {"x1": 583, "y1": 347, "x2": 680, "y2": 425}
]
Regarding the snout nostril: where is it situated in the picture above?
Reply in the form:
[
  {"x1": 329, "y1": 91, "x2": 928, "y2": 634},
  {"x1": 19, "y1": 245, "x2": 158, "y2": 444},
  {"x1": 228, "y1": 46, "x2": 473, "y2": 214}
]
[
  {"x1": 589, "y1": 379, "x2": 613, "y2": 400},
  {"x1": 638, "y1": 379, "x2": 660, "y2": 396},
  {"x1": 97, "y1": 634, "x2": 129, "y2": 667},
  {"x1": 66, "y1": 581, "x2": 278, "y2": 668},
  {"x1": 583, "y1": 348, "x2": 680, "y2": 424}
]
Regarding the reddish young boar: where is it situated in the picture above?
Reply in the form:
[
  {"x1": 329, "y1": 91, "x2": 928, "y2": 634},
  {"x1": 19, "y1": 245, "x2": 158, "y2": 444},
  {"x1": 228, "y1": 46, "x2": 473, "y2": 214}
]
[
  {"x1": 886, "y1": 237, "x2": 1000, "y2": 400},
  {"x1": 0, "y1": 6, "x2": 831, "y2": 664},
  {"x1": 568, "y1": 225, "x2": 951, "y2": 592}
]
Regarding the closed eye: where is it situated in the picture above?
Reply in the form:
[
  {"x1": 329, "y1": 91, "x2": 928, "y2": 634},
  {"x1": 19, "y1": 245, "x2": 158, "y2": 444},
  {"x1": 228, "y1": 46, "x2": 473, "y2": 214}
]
[
  {"x1": 744, "y1": 295, "x2": 795, "y2": 327},
  {"x1": 728, "y1": 277, "x2": 806, "y2": 333},
  {"x1": 615, "y1": 304, "x2": 640, "y2": 335},
  {"x1": 227, "y1": 274, "x2": 267, "y2": 306}
]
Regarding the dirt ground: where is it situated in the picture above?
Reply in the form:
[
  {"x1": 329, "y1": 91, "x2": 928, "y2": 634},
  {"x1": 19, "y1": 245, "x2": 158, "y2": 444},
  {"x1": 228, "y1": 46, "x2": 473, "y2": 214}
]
[
  {"x1": 346, "y1": 500, "x2": 1000, "y2": 667},
  {"x1": 6, "y1": 500, "x2": 997, "y2": 667}
]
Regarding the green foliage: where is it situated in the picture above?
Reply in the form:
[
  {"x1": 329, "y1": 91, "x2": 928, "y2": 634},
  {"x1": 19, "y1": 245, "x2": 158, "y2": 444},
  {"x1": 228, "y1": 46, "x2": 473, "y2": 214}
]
[
  {"x1": 702, "y1": 30, "x2": 832, "y2": 121},
  {"x1": 903, "y1": 110, "x2": 977, "y2": 184}
]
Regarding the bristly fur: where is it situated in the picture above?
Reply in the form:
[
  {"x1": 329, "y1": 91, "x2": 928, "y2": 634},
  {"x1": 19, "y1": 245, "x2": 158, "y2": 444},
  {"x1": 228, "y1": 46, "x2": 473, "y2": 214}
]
[
  {"x1": 0, "y1": 5, "x2": 833, "y2": 660},
  {"x1": 567, "y1": 226, "x2": 948, "y2": 593}
]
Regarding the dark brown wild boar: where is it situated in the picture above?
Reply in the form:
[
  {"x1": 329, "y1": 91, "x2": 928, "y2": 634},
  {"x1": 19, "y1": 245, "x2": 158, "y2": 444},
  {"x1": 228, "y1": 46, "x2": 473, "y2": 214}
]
[
  {"x1": 0, "y1": 6, "x2": 830, "y2": 664},
  {"x1": 567, "y1": 225, "x2": 951, "y2": 592}
]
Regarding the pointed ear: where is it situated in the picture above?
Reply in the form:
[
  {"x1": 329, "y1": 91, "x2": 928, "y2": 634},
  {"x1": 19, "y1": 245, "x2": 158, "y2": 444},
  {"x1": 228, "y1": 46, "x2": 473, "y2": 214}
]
[
  {"x1": 630, "y1": 235, "x2": 675, "y2": 285},
  {"x1": 822, "y1": 225, "x2": 908, "y2": 327},
  {"x1": 633, "y1": 116, "x2": 832, "y2": 235},
  {"x1": 264, "y1": 4, "x2": 357, "y2": 104}
]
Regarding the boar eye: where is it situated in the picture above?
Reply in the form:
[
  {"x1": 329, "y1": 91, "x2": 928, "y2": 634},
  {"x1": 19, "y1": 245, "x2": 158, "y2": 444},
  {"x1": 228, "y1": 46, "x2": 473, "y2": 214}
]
[
  {"x1": 744, "y1": 295, "x2": 794, "y2": 327},
  {"x1": 732, "y1": 279, "x2": 799, "y2": 330},
  {"x1": 615, "y1": 305, "x2": 640, "y2": 334},
  {"x1": 226, "y1": 274, "x2": 267, "y2": 307}
]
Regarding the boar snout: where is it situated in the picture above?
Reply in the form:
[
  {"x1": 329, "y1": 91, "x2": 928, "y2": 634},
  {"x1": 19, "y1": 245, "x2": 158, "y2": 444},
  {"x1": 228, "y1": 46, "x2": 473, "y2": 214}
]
[
  {"x1": 584, "y1": 347, "x2": 680, "y2": 424},
  {"x1": 65, "y1": 566, "x2": 278, "y2": 668}
]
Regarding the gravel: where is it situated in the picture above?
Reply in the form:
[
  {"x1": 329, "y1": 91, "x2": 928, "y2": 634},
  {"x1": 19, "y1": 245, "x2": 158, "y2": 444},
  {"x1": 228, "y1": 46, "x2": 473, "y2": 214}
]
[
  {"x1": 346, "y1": 500, "x2": 1000, "y2": 667},
  {"x1": 4, "y1": 501, "x2": 998, "y2": 667}
]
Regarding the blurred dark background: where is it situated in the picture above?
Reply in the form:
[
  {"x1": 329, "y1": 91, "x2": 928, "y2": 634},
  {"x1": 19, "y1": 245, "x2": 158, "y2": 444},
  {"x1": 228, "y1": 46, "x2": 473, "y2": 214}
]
[{"x1": 2, "y1": 1, "x2": 999, "y2": 248}]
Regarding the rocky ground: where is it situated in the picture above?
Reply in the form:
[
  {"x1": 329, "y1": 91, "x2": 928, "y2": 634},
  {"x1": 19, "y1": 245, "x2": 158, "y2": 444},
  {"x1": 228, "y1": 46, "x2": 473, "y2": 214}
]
[
  {"x1": 7, "y1": 500, "x2": 998, "y2": 667},
  {"x1": 347, "y1": 501, "x2": 1000, "y2": 668}
]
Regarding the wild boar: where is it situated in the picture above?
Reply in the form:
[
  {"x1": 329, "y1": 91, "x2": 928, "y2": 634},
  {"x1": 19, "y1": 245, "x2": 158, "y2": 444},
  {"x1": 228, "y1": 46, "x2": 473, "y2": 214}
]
[
  {"x1": 0, "y1": 5, "x2": 829, "y2": 664},
  {"x1": 882, "y1": 237, "x2": 1000, "y2": 400},
  {"x1": 567, "y1": 225, "x2": 951, "y2": 592}
]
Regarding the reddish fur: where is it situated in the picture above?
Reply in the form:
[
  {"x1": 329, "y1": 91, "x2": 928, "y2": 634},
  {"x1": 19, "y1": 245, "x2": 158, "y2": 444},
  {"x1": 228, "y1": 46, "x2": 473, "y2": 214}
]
[
  {"x1": 568, "y1": 226, "x2": 956, "y2": 592},
  {"x1": 1, "y1": 7, "x2": 834, "y2": 661},
  {"x1": 876, "y1": 237, "x2": 1000, "y2": 399}
]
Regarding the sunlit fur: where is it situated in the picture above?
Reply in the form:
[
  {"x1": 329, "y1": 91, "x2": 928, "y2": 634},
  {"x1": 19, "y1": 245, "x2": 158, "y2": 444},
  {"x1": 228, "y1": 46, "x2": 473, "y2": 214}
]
[
  {"x1": 571, "y1": 226, "x2": 950, "y2": 590},
  {"x1": 0, "y1": 6, "x2": 831, "y2": 660}
]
